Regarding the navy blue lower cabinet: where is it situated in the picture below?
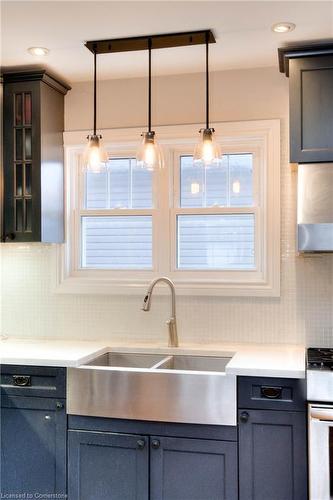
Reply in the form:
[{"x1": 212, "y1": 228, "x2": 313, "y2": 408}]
[
  {"x1": 68, "y1": 430, "x2": 149, "y2": 500},
  {"x1": 150, "y1": 436, "x2": 238, "y2": 500},
  {"x1": 68, "y1": 429, "x2": 238, "y2": 500},
  {"x1": 238, "y1": 409, "x2": 308, "y2": 500},
  {"x1": 0, "y1": 395, "x2": 66, "y2": 497}
]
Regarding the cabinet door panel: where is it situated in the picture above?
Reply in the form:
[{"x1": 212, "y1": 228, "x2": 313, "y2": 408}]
[
  {"x1": 3, "y1": 80, "x2": 41, "y2": 241},
  {"x1": 238, "y1": 409, "x2": 307, "y2": 500},
  {"x1": 68, "y1": 430, "x2": 149, "y2": 500},
  {"x1": 150, "y1": 436, "x2": 238, "y2": 500},
  {"x1": 0, "y1": 396, "x2": 66, "y2": 496},
  {"x1": 290, "y1": 55, "x2": 333, "y2": 163}
]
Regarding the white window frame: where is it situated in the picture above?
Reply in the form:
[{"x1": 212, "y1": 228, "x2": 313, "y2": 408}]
[{"x1": 55, "y1": 120, "x2": 280, "y2": 296}]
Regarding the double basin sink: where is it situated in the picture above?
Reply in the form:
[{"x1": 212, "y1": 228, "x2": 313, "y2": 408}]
[{"x1": 67, "y1": 350, "x2": 236, "y2": 426}]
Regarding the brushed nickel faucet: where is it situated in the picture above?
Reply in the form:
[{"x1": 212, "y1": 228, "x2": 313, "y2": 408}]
[{"x1": 142, "y1": 277, "x2": 179, "y2": 347}]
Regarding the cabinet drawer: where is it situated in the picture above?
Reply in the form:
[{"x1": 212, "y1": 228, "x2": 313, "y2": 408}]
[
  {"x1": 238, "y1": 376, "x2": 306, "y2": 411},
  {"x1": 0, "y1": 365, "x2": 66, "y2": 399}
]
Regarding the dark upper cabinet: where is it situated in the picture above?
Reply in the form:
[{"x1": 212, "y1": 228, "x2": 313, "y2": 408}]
[
  {"x1": 279, "y1": 44, "x2": 333, "y2": 163},
  {"x1": 2, "y1": 70, "x2": 70, "y2": 242}
]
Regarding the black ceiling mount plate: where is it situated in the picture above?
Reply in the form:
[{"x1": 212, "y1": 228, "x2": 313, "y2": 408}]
[
  {"x1": 278, "y1": 42, "x2": 333, "y2": 76},
  {"x1": 85, "y1": 30, "x2": 216, "y2": 55}
]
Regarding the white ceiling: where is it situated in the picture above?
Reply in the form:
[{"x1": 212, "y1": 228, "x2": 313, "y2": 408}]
[{"x1": 1, "y1": 1, "x2": 333, "y2": 83}]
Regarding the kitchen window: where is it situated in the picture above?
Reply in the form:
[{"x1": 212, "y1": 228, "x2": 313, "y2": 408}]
[{"x1": 59, "y1": 120, "x2": 280, "y2": 296}]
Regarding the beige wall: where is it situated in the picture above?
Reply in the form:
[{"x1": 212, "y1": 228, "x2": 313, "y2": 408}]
[
  {"x1": 1, "y1": 66, "x2": 333, "y2": 346},
  {"x1": 65, "y1": 66, "x2": 288, "y2": 131}
]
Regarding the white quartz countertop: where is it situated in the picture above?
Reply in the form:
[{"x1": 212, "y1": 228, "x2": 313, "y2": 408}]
[
  {"x1": 0, "y1": 338, "x2": 108, "y2": 367},
  {"x1": 0, "y1": 338, "x2": 306, "y2": 378}
]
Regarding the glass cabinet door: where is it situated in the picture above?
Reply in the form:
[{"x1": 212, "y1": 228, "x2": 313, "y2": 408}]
[{"x1": 12, "y1": 90, "x2": 33, "y2": 236}]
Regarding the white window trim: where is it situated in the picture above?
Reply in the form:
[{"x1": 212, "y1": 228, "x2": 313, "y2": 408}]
[{"x1": 55, "y1": 120, "x2": 280, "y2": 297}]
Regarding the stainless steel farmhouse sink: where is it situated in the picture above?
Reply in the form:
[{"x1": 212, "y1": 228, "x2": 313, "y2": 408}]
[
  {"x1": 67, "y1": 350, "x2": 236, "y2": 426},
  {"x1": 156, "y1": 354, "x2": 231, "y2": 372},
  {"x1": 85, "y1": 351, "x2": 167, "y2": 369}
]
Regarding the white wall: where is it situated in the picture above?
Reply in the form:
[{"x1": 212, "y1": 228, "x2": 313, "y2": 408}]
[{"x1": 1, "y1": 66, "x2": 333, "y2": 346}]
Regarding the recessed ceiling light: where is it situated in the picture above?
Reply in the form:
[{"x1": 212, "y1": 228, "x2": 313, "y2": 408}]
[
  {"x1": 272, "y1": 22, "x2": 296, "y2": 33},
  {"x1": 27, "y1": 47, "x2": 49, "y2": 56}
]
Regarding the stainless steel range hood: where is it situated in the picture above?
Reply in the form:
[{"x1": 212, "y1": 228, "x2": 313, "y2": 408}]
[{"x1": 297, "y1": 164, "x2": 333, "y2": 252}]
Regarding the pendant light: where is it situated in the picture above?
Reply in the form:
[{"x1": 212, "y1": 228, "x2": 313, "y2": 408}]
[
  {"x1": 85, "y1": 30, "x2": 216, "y2": 170},
  {"x1": 83, "y1": 46, "x2": 107, "y2": 172},
  {"x1": 136, "y1": 38, "x2": 164, "y2": 171},
  {"x1": 194, "y1": 32, "x2": 222, "y2": 168}
]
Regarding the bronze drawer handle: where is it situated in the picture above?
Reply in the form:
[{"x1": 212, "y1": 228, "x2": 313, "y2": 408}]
[
  {"x1": 261, "y1": 386, "x2": 282, "y2": 399},
  {"x1": 13, "y1": 375, "x2": 31, "y2": 387}
]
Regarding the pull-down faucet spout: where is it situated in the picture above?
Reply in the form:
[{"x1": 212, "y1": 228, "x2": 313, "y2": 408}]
[{"x1": 142, "y1": 277, "x2": 178, "y2": 347}]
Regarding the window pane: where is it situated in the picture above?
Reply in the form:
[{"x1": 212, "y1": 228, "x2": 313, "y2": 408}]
[
  {"x1": 206, "y1": 162, "x2": 228, "y2": 207},
  {"x1": 81, "y1": 216, "x2": 152, "y2": 269},
  {"x1": 85, "y1": 171, "x2": 108, "y2": 209},
  {"x1": 180, "y1": 154, "x2": 253, "y2": 208},
  {"x1": 177, "y1": 214, "x2": 255, "y2": 270},
  {"x1": 15, "y1": 129, "x2": 23, "y2": 161},
  {"x1": 229, "y1": 154, "x2": 253, "y2": 206},
  {"x1": 15, "y1": 164, "x2": 23, "y2": 196},
  {"x1": 85, "y1": 158, "x2": 152, "y2": 209},
  {"x1": 132, "y1": 162, "x2": 153, "y2": 208},
  {"x1": 24, "y1": 128, "x2": 32, "y2": 160},
  {"x1": 15, "y1": 93, "x2": 23, "y2": 126},
  {"x1": 180, "y1": 155, "x2": 205, "y2": 208},
  {"x1": 24, "y1": 93, "x2": 32, "y2": 125},
  {"x1": 25, "y1": 199, "x2": 32, "y2": 232},
  {"x1": 109, "y1": 158, "x2": 130, "y2": 208},
  {"x1": 25, "y1": 164, "x2": 32, "y2": 196},
  {"x1": 15, "y1": 199, "x2": 23, "y2": 232}
]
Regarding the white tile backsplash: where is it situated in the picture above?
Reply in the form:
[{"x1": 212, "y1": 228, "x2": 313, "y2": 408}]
[{"x1": 1, "y1": 244, "x2": 332, "y2": 345}]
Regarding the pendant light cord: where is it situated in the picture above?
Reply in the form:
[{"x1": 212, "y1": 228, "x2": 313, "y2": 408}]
[
  {"x1": 205, "y1": 31, "x2": 209, "y2": 130},
  {"x1": 93, "y1": 46, "x2": 97, "y2": 136},
  {"x1": 148, "y1": 37, "x2": 152, "y2": 133}
]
